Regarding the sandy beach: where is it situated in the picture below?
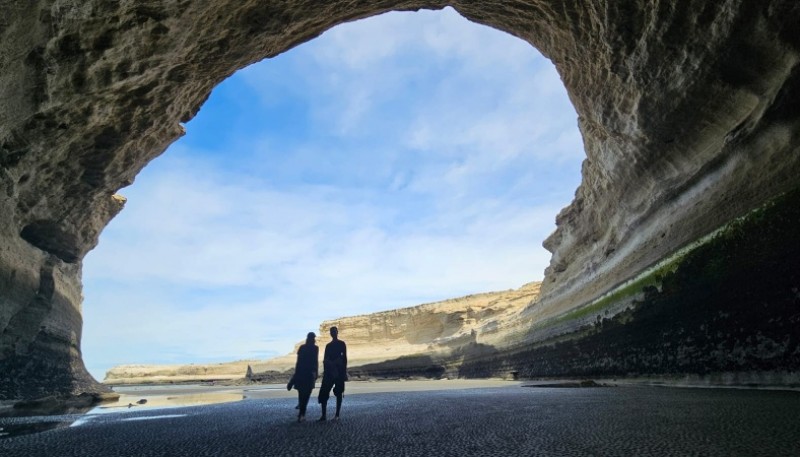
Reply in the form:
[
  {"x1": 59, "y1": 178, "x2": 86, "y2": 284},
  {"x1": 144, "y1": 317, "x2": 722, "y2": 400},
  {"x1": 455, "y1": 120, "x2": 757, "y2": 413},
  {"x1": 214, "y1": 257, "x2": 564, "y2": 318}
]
[
  {"x1": 103, "y1": 378, "x2": 520, "y2": 409},
  {"x1": 3, "y1": 380, "x2": 800, "y2": 456}
]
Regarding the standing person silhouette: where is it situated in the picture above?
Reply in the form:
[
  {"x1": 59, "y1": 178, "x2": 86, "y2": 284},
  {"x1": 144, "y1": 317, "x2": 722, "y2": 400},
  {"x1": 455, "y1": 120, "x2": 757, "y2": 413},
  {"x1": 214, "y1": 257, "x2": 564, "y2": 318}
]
[
  {"x1": 318, "y1": 326, "x2": 347, "y2": 421},
  {"x1": 290, "y1": 332, "x2": 318, "y2": 422}
]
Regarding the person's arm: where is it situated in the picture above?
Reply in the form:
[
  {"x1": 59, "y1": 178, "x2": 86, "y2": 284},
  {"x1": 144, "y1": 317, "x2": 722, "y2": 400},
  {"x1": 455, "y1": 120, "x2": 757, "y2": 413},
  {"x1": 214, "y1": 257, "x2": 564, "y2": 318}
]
[
  {"x1": 342, "y1": 342, "x2": 347, "y2": 369},
  {"x1": 324, "y1": 344, "x2": 334, "y2": 363},
  {"x1": 313, "y1": 346, "x2": 319, "y2": 379}
]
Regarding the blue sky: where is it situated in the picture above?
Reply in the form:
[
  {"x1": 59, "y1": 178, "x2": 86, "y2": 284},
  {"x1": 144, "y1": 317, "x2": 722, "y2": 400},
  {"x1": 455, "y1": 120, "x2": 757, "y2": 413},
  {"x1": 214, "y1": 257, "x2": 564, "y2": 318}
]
[{"x1": 80, "y1": 7, "x2": 583, "y2": 380}]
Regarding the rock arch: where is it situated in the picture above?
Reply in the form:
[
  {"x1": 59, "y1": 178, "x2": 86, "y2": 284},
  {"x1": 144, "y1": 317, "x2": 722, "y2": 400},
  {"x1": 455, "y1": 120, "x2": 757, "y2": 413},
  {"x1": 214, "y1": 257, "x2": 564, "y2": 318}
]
[{"x1": 2, "y1": 1, "x2": 799, "y2": 399}]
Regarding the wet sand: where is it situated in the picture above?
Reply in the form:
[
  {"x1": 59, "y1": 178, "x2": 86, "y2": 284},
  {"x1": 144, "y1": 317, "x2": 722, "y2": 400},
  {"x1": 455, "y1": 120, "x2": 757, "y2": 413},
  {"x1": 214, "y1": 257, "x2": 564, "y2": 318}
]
[
  {"x1": 2, "y1": 381, "x2": 799, "y2": 456},
  {"x1": 107, "y1": 378, "x2": 520, "y2": 407}
]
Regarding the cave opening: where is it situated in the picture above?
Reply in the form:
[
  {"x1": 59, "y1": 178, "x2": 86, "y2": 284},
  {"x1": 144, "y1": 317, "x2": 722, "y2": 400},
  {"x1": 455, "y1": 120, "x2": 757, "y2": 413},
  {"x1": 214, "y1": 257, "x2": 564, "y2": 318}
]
[{"x1": 76, "y1": 7, "x2": 583, "y2": 382}]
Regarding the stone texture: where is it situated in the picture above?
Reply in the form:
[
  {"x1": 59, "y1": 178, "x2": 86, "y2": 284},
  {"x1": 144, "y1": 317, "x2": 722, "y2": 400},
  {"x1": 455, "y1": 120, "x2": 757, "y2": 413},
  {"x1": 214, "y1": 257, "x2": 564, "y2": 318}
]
[
  {"x1": 3, "y1": 387, "x2": 800, "y2": 456},
  {"x1": 460, "y1": 189, "x2": 800, "y2": 382},
  {"x1": 103, "y1": 360, "x2": 261, "y2": 385},
  {"x1": 261, "y1": 282, "x2": 541, "y2": 375},
  {"x1": 103, "y1": 283, "x2": 541, "y2": 383},
  {"x1": 2, "y1": 1, "x2": 800, "y2": 398}
]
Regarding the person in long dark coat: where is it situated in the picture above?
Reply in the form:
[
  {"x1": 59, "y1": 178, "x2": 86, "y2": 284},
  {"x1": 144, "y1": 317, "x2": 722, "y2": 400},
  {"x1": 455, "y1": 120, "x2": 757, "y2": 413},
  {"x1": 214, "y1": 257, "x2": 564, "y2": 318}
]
[{"x1": 290, "y1": 332, "x2": 319, "y2": 422}]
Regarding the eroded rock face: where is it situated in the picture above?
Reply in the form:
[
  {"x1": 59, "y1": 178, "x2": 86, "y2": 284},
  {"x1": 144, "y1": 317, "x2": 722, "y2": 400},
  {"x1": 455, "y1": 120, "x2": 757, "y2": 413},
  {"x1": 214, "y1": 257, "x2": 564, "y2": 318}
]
[
  {"x1": 258, "y1": 282, "x2": 543, "y2": 376},
  {"x1": 103, "y1": 283, "x2": 541, "y2": 384},
  {"x1": 2, "y1": 1, "x2": 799, "y2": 398},
  {"x1": 104, "y1": 360, "x2": 259, "y2": 385}
]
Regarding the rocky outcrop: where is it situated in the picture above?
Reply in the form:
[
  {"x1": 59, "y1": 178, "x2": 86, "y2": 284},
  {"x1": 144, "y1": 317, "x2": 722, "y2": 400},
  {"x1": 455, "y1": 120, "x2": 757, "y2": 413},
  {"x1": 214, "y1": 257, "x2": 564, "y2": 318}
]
[
  {"x1": 102, "y1": 283, "x2": 541, "y2": 384},
  {"x1": 253, "y1": 282, "x2": 542, "y2": 375},
  {"x1": 2, "y1": 1, "x2": 800, "y2": 398},
  {"x1": 461, "y1": 188, "x2": 800, "y2": 384},
  {"x1": 104, "y1": 360, "x2": 259, "y2": 385},
  {"x1": 326, "y1": 282, "x2": 541, "y2": 363}
]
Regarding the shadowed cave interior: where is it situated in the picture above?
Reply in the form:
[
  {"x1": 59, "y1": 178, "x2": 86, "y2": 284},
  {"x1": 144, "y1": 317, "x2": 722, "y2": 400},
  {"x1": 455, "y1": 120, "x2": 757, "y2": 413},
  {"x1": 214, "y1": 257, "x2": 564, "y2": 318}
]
[{"x1": 1, "y1": 0, "x2": 799, "y2": 402}]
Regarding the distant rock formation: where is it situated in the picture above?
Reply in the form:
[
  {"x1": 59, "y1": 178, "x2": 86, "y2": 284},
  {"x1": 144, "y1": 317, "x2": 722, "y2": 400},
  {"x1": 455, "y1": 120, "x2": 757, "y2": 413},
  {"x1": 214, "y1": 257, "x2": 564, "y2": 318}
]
[
  {"x1": 104, "y1": 360, "x2": 260, "y2": 385},
  {"x1": 103, "y1": 283, "x2": 541, "y2": 384},
  {"x1": 3, "y1": 1, "x2": 800, "y2": 398},
  {"x1": 254, "y1": 282, "x2": 542, "y2": 377}
]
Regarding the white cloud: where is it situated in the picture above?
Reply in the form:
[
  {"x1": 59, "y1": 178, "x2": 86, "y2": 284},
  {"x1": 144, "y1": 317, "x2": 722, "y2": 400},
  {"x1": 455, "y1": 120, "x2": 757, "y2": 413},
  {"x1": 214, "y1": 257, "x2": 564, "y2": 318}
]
[
  {"x1": 87, "y1": 146, "x2": 556, "y2": 293},
  {"x1": 83, "y1": 142, "x2": 561, "y2": 378},
  {"x1": 81, "y1": 7, "x2": 584, "y2": 378}
]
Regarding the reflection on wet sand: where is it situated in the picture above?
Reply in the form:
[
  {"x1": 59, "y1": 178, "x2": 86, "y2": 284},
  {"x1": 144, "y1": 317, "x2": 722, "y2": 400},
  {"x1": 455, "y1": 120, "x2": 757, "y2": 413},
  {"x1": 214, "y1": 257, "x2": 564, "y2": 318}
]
[
  {"x1": 0, "y1": 420, "x2": 72, "y2": 438},
  {"x1": 1, "y1": 379, "x2": 519, "y2": 439},
  {"x1": 97, "y1": 392, "x2": 244, "y2": 412},
  {"x1": 0, "y1": 386, "x2": 249, "y2": 438}
]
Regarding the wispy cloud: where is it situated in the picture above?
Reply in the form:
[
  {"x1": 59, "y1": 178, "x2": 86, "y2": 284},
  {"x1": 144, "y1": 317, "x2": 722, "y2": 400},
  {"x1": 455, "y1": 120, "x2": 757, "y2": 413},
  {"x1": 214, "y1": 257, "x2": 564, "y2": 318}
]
[{"x1": 81, "y1": 7, "x2": 583, "y2": 380}]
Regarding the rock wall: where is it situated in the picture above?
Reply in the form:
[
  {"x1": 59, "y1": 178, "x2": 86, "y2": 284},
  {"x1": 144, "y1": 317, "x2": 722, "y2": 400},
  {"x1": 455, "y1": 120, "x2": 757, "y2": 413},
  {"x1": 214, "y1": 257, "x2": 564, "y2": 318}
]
[
  {"x1": 104, "y1": 360, "x2": 259, "y2": 385},
  {"x1": 2, "y1": 1, "x2": 800, "y2": 398},
  {"x1": 0, "y1": 234, "x2": 105, "y2": 398},
  {"x1": 459, "y1": 188, "x2": 800, "y2": 385},
  {"x1": 103, "y1": 283, "x2": 541, "y2": 383},
  {"x1": 257, "y1": 282, "x2": 542, "y2": 374}
]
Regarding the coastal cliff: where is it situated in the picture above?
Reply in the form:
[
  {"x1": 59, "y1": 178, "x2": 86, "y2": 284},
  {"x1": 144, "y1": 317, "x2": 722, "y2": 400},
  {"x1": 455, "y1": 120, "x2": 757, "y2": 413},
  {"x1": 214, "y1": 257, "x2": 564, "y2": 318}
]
[
  {"x1": 2, "y1": 1, "x2": 800, "y2": 398},
  {"x1": 105, "y1": 189, "x2": 800, "y2": 386},
  {"x1": 104, "y1": 283, "x2": 541, "y2": 384},
  {"x1": 104, "y1": 360, "x2": 260, "y2": 385},
  {"x1": 255, "y1": 282, "x2": 542, "y2": 378}
]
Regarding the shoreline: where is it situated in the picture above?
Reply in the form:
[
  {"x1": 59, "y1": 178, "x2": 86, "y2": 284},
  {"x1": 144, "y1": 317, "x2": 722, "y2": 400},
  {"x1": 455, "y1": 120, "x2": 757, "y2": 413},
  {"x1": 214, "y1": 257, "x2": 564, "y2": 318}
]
[
  {"x1": 6, "y1": 375, "x2": 800, "y2": 419},
  {"x1": 102, "y1": 372, "x2": 800, "y2": 392},
  {"x1": 7, "y1": 373, "x2": 800, "y2": 419},
  {"x1": 5, "y1": 385, "x2": 799, "y2": 455}
]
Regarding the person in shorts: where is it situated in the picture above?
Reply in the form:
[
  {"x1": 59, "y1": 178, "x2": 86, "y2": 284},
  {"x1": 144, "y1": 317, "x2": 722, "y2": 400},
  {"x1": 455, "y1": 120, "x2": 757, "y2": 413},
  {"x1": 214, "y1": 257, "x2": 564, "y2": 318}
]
[{"x1": 317, "y1": 326, "x2": 347, "y2": 420}]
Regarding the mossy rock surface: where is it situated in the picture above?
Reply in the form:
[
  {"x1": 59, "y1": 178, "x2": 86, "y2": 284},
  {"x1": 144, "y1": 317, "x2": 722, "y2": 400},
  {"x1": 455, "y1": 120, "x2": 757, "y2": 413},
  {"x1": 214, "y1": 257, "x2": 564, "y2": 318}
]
[{"x1": 459, "y1": 187, "x2": 800, "y2": 380}]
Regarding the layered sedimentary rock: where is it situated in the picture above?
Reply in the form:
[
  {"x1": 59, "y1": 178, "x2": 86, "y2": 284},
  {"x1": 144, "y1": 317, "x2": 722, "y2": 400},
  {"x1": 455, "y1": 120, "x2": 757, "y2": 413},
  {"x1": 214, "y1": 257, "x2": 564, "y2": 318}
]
[
  {"x1": 104, "y1": 360, "x2": 259, "y2": 385},
  {"x1": 103, "y1": 283, "x2": 541, "y2": 383},
  {"x1": 465, "y1": 190, "x2": 800, "y2": 384},
  {"x1": 254, "y1": 282, "x2": 542, "y2": 377},
  {"x1": 2, "y1": 1, "x2": 800, "y2": 399}
]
